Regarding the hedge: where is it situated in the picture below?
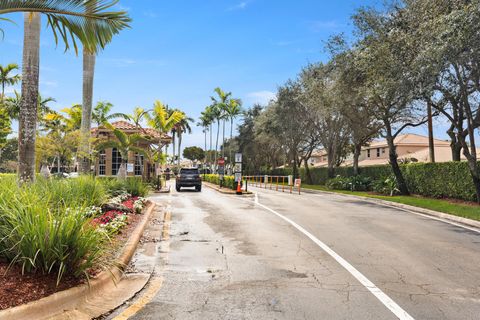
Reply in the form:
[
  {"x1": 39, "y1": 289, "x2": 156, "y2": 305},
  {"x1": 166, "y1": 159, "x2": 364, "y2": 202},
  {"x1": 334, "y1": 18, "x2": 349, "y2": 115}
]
[
  {"x1": 266, "y1": 161, "x2": 477, "y2": 202},
  {"x1": 203, "y1": 174, "x2": 236, "y2": 190}
]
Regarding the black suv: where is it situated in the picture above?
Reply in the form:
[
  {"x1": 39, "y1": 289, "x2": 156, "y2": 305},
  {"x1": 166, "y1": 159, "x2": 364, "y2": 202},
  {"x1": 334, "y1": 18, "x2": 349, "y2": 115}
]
[{"x1": 176, "y1": 168, "x2": 202, "y2": 192}]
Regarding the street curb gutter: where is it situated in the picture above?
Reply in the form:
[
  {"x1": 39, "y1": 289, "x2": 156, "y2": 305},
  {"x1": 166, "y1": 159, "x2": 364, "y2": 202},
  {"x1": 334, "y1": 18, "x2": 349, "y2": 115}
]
[
  {"x1": 0, "y1": 201, "x2": 157, "y2": 320},
  {"x1": 302, "y1": 188, "x2": 480, "y2": 230}
]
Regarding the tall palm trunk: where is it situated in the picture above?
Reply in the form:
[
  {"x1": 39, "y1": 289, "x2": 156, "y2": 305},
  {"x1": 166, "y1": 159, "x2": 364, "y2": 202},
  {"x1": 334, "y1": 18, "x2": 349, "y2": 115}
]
[
  {"x1": 215, "y1": 119, "x2": 220, "y2": 165},
  {"x1": 172, "y1": 133, "x2": 176, "y2": 164},
  {"x1": 204, "y1": 127, "x2": 207, "y2": 165},
  {"x1": 209, "y1": 124, "x2": 212, "y2": 166},
  {"x1": 79, "y1": 51, "x2": 96, "y2": 174},
  {"x1": 177, "y1": 131, "x2": 182, "y2": 167},
  {"x1": 229, "y1": 117, "x2": 234, "y2": 165},
  {"x1": 222, "y1": 119, "x2": 226, "y2": 158},
  {"x1": 18, "y1": 13, "x2": 41, "y2": 183}
]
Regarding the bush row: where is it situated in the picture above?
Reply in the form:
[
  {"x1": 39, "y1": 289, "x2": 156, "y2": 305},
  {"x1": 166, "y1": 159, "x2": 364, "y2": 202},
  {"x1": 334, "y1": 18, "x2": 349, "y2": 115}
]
[
  {"x1": 268, "y1": 161, "x2": 477, "y2": 201},
  {"x1": 203, "y1": 174, "x2": 236, "y2": 189}
]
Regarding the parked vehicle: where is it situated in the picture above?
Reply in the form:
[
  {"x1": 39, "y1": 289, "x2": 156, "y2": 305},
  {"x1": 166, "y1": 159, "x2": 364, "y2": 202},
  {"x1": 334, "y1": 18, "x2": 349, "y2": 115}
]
[{"x1": 176, "y1": 168, "x2": 202, "y2": 192}]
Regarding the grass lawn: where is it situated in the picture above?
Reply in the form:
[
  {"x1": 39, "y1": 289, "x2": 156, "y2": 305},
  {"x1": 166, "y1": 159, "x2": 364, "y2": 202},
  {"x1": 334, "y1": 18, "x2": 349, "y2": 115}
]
[{"x1": 301, "y1": 184, "x2": 480, "y2": 222}]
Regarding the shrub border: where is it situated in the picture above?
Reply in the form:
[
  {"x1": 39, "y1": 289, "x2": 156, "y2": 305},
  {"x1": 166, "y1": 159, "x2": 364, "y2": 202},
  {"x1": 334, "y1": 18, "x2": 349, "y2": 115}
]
[{"x1": 0, "y1": 201, "x2": 156, "y2": 320}]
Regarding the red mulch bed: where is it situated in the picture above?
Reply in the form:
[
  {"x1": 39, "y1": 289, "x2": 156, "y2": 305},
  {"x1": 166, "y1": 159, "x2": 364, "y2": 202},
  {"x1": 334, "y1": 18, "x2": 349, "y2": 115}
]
[
  {"x1": 0, "y1": 262, "x2": 83, "y2": 310},
  {"x1": 0, "y1": 212, "x2": 145, "y2": 311}
]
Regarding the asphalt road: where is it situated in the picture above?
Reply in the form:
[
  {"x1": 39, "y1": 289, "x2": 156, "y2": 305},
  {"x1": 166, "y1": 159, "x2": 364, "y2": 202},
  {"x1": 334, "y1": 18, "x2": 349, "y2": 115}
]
[{"x1": 122, "y1": 184, "x2": 480, "y2": 320}]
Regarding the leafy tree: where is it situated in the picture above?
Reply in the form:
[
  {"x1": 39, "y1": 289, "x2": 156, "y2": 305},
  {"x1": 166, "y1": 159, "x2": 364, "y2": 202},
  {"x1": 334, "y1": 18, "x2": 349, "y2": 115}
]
[
  {"x1": 0, "y1": 0, "x2": 131, "y2": 182},
  {"x1": 351, "y1": 6, "x2": 426, "y2": 195},
  {"x1": 0, "y1": 107, "x2": 11, "y2": 155},
  {"x1": 333, "y1": 47, "x2": 382, "y2": 175},
  {"x1": 0, "y1": 137, "x2": 18, "y2": 173},
  {"x1": 183, "y1": 146, "x2": 205, "y2": 162},
  {"x1": 300, "y1": 63, "x2": 349, "y2": 179}
]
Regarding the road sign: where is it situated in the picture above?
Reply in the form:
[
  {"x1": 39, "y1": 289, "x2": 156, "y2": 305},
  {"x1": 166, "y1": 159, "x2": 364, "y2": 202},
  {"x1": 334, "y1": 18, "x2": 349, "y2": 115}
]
[
  {"x1": 234, "y1": 172, "x2": 242, "y2": 182},
  {"x1": 294, "y1": 179, "x2": 302, "y2": 187},
  {"x1": 235, "y1": 153, "x2": 242, "y2": 163},
  {"x1": 234, "y1": 163, "x2": 242, "y2": 173}
]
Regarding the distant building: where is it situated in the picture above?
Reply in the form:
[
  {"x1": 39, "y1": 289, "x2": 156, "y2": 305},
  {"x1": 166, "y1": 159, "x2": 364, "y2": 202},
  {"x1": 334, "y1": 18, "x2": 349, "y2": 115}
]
[
  {"x1": 310, "y1": 134, "x2": 453, "y2": 167},
  {"x1": 91, "y1": 121, "x2": 171, "y2": 178}
]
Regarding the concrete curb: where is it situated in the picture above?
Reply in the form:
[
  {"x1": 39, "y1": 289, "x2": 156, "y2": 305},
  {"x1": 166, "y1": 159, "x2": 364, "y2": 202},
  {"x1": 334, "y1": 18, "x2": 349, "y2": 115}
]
[
  {"x1": 301, "y1": 188, "x2": 480, "y2": 230},
  {"x1": 0, "y1": 201, "x2": 157, "y2": 320},
  {"x1": 203, "y1": 182, "x2": 253, "y2": 195}
]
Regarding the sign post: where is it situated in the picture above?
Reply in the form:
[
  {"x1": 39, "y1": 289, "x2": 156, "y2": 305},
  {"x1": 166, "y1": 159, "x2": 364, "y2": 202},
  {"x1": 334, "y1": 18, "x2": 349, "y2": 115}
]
[
  {"x1": 234, "y1": 153, "x2": 242, "y2": 194},
  {"x1": 217, "y1": 158, "x2": 225, "y2": 187}
]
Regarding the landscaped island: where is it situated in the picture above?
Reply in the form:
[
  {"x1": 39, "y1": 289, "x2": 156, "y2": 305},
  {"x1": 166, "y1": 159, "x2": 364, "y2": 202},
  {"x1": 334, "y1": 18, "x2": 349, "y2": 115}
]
[{"x1": 0, "y1": 175, "x2": 150, "y2": 310}]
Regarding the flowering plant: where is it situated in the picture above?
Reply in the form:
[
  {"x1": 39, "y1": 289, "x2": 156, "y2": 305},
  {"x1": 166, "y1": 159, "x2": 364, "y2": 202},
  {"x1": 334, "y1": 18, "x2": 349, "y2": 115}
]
[
  {"x1": 133, "y1": 197, "x2": 146, "y2": 214},
  {"x1": 92, "y1": 210, "x2": 124, "y2": 225},
  {"x1": 97, "y1": 214, "x2": 128, "y2": 235},
  {"x1": 83, "y1": 206, "x2": 102, "y2": 218}
]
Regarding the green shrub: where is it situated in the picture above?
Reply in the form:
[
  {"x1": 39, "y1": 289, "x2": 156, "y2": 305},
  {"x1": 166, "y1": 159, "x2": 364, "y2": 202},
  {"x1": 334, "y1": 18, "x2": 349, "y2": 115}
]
[
  {"x1": 203, "y1": 174, "x2": 236, "y2": 189},
  {"x1": 98, "y1": 177, "x2": 150, "y2": 197},
  {"x1": 122, "y1": 177, "x2": 150, "y2": 197},
  {"x1": 266, "y1": 161, "x2": 477, "y2": 201},
  {"x1": 326, "y1": 176, "x2": 350, "y2": 190},
  {"x1": 0, "y1": 181, "x2": 108, "y2": 285},
  {"x1": 325, "y1": 175, "x2": 372, "y2": 191},
  {"x1": 372, "y1": 175, "x2": 400, "y2": 196}
]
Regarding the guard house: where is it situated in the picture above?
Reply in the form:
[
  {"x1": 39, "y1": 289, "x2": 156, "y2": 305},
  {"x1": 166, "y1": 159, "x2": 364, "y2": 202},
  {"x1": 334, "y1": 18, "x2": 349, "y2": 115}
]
[{"x1": 92, "y1": 121, "x2": 172, "y2": 178}]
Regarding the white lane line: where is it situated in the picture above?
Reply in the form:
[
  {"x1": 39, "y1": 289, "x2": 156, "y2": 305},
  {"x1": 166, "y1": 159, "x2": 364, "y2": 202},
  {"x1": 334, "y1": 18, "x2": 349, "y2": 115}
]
[{"x1": 254, "y1": 193, "x2": 415, "y2": 320}]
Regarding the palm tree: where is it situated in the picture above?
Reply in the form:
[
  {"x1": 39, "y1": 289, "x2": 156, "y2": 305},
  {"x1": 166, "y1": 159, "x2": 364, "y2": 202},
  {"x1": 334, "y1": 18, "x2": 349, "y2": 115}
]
[
  {"x1": 211, "y1": 87, "x2": 231, "y2": 160},
  {"x1": 225, "y1": 98, "x2": 243, "y2": 165},
  {"x1": 92, "y1": 101, "x2": 129, "y2": 127},
  {"x1": 198, "y1": 112, "x2": 212, "y2": 165},
  {"x1": 0, "y1": 63, "x2": 20, "y2": 102},
  {"x1": 95, "y1": 122, "x2": 148, "y2": 179},
  {"x1": 175, "y1": 115, "x2": 193, "y2": 167},
  {"x1": 144, "y1": 100, "x2": 184, "y2": 171},
  {"x1": 0, "y1": 1, "x2": 131, "y2": 182},
  {"x1": 4, "y1": 91, "x2": 54, "y2": 121}
]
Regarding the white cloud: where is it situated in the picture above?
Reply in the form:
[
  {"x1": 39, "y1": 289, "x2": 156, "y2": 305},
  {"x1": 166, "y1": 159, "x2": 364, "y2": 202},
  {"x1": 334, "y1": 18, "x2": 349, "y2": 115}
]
[
  {"x1": 100, "y1": 58, "x2": 167, "y2": 68},
  {"x1": 40, "y1": 80, "x2": 58, "y2": 87},
  {"x1": 307, "y1": 20, "x2": 343, "y2": 32},
  {"x1": 227, "y1": 1, "x2": 251, "y2": 11},
  {"x1": 143, "y1": 10, "x2": 159, "y2": 18},
  {"x1": 246, "y1": 91, "x2": 276, "y2": 105}
]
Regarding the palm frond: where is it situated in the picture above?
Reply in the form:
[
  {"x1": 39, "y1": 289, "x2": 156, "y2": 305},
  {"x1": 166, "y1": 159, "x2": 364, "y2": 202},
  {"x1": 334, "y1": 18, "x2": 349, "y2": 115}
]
[
  {"x1": 0, "y1": 16, "x2": 16, "y2": 39},
  {"x1": 0, "y1": 0, "x2": 131, "y2": 54},
  {"x1": 95, "y1": 140, "x2": 118, "y2": 151}
]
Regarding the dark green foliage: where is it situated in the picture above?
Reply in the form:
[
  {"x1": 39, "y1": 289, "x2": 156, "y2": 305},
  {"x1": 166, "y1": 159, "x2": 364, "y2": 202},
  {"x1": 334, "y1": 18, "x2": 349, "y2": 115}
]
[
  {"x1": 402, "y1": 162, "x2": 476, "y2": 202},
  {"x1": 326, "y1": 175, "x2": 372, "y2": 191},
  {"x1": 203, "y1": 174, "x2": 236, "y2": 190},
  {"x1": 98, "y1": 177, "x2": 150, "y2": 197},
  {"x1": 268, "y1": 161, "x2": 477, "y2": 201},
  {"x1": 183, "y1": 146, "x2": 205, "y2": 161},
  {"x1": 372, "y1": 175, "x2": 400, "y2": 196}
]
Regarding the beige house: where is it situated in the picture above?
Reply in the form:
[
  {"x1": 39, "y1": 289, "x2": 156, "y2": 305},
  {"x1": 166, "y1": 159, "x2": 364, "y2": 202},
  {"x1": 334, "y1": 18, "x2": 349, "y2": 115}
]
[
  {"x1": 92, "y1": 121, "x2": 171, "y2": 178},
  {"x1": 310, "y1": 134, "x2": 453, "y2": 167}
]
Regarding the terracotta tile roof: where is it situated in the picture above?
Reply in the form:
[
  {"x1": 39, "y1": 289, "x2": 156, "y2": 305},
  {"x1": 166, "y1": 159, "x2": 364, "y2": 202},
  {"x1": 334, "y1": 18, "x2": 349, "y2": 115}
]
[
  {"x1": 365, "y1": 134, "x2": 450, "y2": 149},
  {"x1": 91, "y1": 121, "x2": 171, "y2": 141}
]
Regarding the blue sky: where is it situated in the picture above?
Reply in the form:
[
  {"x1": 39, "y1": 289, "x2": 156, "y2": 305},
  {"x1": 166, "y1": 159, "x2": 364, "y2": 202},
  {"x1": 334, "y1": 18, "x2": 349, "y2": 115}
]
[{"x1": 0, "y1": 0, "x2": 444, "y2": 150}]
